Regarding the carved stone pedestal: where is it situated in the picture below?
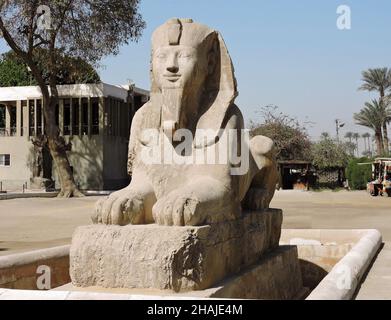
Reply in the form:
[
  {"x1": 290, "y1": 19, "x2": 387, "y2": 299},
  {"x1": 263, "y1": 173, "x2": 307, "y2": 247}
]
[{"x1": 70, "y1": 209, "x2": 283, "y2": 292}]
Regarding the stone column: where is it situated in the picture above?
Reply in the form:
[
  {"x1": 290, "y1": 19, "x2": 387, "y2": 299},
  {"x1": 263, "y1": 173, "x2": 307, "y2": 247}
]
[
  {"x1": 117, "y1": 100, "x2": 121, "y2": 137},
  {"x1": 99, "y1": 97, "x2": 105, "y2": 136},
  {"x1": 79, "y1": 97, "x2": 82, "y2": 136},
  {"x1": 24, "y1": 100, "x2": 30, "y2": 137},
  {"x1": 41, "y1": 99, "x2": 45, "y2": 135},
  {"x1": 87, "y1": 97, "x2": 92, "y2": 136},
  {"x1": 34, "y1": 99, "x2": 37, "y2": 137},
  {"x1": 16, "y1": 100, "x2": 22, "y2": 137},
  {"x1": 5, "y1": 104, "x2": 11, "y2": 136},
  {"x1": 69, "y1": 98, "x2": 73, "y2": 136},
  {"x1": 59, "y1": 98, "x2": 64, "y2": 135},
  {"x1": 107, "y1": 97, "x2": 112, "y2": 136}
]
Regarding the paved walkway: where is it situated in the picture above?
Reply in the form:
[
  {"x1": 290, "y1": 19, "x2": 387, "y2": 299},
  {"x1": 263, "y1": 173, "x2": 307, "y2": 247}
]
[
  {"x1": 355, "y1": 244, "x2": 391, "y2": 299},
  {"x1": 0, "y1": 196, "x2": 99, "y2": 255}
]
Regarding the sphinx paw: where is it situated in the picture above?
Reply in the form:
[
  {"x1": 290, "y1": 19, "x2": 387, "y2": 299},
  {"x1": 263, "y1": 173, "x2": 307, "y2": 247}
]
[
  {"x1": 92, "y1": 190, "x2": 145, "y2": 225},
  {"x1": 152, "y1": 192, "x2": 202, "y2": 226}
]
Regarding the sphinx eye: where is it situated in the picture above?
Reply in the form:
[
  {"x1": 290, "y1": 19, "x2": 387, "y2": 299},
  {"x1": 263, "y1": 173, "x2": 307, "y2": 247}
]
[
  {"x1": 156, "y1": 52, "x2": 166, "y2": 59},
  {"x1": 178, "y1": 52, "x2": 192, "y2": 58}
]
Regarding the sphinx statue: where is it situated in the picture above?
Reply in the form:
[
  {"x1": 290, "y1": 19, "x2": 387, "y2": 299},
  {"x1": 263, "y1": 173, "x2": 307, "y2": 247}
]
[
  {"x1": 92, "y1": 18, "x2": 278, "y2": 227},
  {"x1": 71, "y1": 19, "x2": 305, "y2": 297}
]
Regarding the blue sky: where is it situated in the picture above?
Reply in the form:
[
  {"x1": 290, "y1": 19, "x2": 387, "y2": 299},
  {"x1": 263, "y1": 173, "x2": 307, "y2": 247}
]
[{"x1": 1, "y1": 0, "x2": 391, "y2": 146}]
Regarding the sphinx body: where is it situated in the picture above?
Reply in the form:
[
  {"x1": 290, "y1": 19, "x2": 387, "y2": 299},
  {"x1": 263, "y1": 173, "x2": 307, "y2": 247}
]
[{"x1": 93, "y1": 18, "x2": 278, "y2": 226}]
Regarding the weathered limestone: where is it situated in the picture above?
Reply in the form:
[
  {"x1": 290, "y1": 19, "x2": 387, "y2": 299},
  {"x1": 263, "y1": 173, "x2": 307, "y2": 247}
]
[
  {"x1": 70, "y1": 18, "x2": 288, "y2": 296},
  {"x1": 93, "y1": 18, "x2": 279, "y2": 227},
  {"x1": 207, "y1": 246, "x2": 308, "y2": 300},
  {"x1": 70, "y1": 209, "x2": 282, "y2": 291}
]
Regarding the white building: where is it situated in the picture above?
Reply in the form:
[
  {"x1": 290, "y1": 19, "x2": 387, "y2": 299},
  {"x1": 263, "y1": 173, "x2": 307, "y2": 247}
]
[{"x1": 0, "y1": 83, "x2": 149, "y2": 191}]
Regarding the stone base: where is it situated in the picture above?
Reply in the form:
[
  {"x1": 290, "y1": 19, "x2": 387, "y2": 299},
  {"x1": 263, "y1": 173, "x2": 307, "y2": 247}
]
[
  {"x1": 64, "y1": 245, "x2": 307, "y2": 300},
  {"x1": 205, "y1": 246, "x2": 308, "y2": 299},
  {"x1": 70, "y1": 209, "x2": 282, "y2": 292}
]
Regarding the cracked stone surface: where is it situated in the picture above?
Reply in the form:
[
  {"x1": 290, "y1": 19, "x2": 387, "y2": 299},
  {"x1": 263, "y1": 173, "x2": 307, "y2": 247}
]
[{"x1": 70, "y1": 209, "x2": 282, "y2": 291}]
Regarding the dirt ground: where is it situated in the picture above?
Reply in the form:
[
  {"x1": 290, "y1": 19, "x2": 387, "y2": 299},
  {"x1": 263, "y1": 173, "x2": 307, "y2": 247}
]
[
  {"x1": 0, "y1": 190, "x2": 390, "y2": 256},
  {"x1": 0, "y1": 196, "x2": 100, "y2": 256}
]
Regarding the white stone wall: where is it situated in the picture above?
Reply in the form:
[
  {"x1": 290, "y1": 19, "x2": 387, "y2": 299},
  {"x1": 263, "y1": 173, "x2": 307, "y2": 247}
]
[{"x1": 0, "y1": 136, "x2": 32, "y2": 191}]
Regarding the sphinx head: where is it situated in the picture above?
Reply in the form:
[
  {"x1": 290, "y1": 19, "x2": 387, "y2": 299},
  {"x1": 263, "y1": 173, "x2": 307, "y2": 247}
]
[
  {"x1": 152, "y1": 18, "x2": 218, "y2": 90},
  {"x1": 151, "y1": 18, "x2": 220, "y2": 134}
]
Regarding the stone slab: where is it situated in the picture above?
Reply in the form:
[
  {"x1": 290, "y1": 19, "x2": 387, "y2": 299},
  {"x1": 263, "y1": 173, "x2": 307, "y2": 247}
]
[
  {"x1": 307, "y1": 229, "x2": 382, "y2": 300},
  {"x1": 203, "y1": 245, "x2": 308, "y2": 299},
  {"x1": 70, "y1": 209, "x2": 282, "y2": 292},
  {"x1": 65, "y1": 245, "x2": 306, "y2": 299}
]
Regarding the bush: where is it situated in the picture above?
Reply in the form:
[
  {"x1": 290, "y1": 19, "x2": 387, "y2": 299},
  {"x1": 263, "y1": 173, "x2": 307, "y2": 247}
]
[
  {"x1": 346, "y1": 157, "x2": 373, "y2": 190},
  {"x1": 311, "y1": 134, "x2": 350, "y2": 170},
  {"x1": 250, "y1": 106, "x2": 312, "y2": 161}
]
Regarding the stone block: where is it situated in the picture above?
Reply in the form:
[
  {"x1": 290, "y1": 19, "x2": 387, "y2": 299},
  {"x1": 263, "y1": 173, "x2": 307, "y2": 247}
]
[
  {"x1": 206, "y1": 246, "x2": 307, "y2": 300},
  {"x1": 70, "y1": 209, "x2": 282, "y2": 292}
]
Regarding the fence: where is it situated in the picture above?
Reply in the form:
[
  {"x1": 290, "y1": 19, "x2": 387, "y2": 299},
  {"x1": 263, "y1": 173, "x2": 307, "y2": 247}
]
[{"x1": 0, "y1": 180, "x2": 29, "y2": 193}]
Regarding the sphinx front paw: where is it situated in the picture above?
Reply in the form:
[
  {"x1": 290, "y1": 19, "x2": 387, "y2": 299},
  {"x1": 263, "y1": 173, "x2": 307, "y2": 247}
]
[
  {"x1": 152, "y1": 192, "x2": 203, "y2": 226},
  {"x1": 92, "y1": 190, "x2": 145, "y2": 225}
]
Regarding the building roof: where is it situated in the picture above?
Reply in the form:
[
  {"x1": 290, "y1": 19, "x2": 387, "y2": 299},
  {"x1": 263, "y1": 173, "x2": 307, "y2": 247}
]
[{"x1": 0, "y1": 83, "x2": 149, "y2": 102}]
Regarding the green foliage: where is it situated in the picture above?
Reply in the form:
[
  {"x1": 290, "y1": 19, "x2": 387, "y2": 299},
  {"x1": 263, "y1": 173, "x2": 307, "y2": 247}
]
[
  {"x1": 250, "y1": 106, "x2": 312, "y2": 161},
  {"x1": 0, "y1": 50, "x2": 100, "y2": 87},
  {"x1": 0, "y1": 54, "x2": 35, "y2": 86},
  {"x1": 346, "y1": 157, "x2": 373, "y2": 190},
  {"x1": 311, "y1": 134, "x2": 350, "y2": 170},
  {"x1": 359, "y1": 68, "x2": 391, "y2": 95}
]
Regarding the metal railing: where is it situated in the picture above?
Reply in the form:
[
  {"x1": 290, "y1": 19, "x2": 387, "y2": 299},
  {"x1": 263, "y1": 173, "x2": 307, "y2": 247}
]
[{"x1": 0, "y1": 180, "x2": 28, "y2": 193}]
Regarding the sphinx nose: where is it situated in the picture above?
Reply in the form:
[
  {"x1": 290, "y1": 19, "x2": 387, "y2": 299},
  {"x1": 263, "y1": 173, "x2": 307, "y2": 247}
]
[
  {"x1": 166, "y1": 65, "x2": 179, "y2": 73},
  {"x1": 166, "y1": 55, "x2": 179, "y2": 73}
]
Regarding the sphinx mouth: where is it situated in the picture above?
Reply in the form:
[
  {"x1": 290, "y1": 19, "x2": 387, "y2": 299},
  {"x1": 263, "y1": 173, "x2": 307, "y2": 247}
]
[{"x1": 163, "y1": 75, "x2": 181, "y2": 82}]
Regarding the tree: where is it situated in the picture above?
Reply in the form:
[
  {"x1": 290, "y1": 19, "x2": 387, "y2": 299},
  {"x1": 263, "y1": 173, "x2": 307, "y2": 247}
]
[
  {"x1": 0, "y1": 50, "x2": 100, "y2": 87},
  {"x1": 362, "y1": 132, "x2": 371, "y2": 154},
  {"x1": 249, "y1": 105, "x2": 312, "y2": 161},
  {"x1": 0, "y1": 53, "x2": 33, "y2": 86},
  {"x1": 352, "y1": 132, "x2": 360, "y2": 156},
  {"x1": 0, "y1": 1, "x2": 145, "y2": 197},
  {"x1": 344, "y1": 141, "x2": 356, "y2": 156},
  {"x1": 311, "y1": 134, "x2": 350, "y2": 170},
  {"x1": 344, "y1": 131, "x2": 353, "y2": 143},
  {"x1": 354, "y1": 99, "x2": 390, "y2": 156},
  {"x1": 359, "y1": 68, "x2": 391, "y2": 154},
  {"x1": 344, "y1": 132, "x2": 354, "y2": 156}
]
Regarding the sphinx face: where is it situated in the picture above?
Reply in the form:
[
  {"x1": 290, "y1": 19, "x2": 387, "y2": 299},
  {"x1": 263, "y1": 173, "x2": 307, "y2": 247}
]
[
  {"x1": 152, "y1": 45, "x2": 208, "y2": 91},
  {"x1": 152, "y1": 44, "x2": 210, "y2": 134}
]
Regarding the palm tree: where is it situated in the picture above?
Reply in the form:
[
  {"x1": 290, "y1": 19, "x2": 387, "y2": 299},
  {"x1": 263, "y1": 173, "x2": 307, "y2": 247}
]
[
  {"x1": 362, "y1": 132, "x2": 371, "y2": 153},
  {"x1": 352, "y1": 133, "x2": 360, "y2": 156},
  {"x1": 354, "y1": 99, "x2": 387, "y2": 155},
  {"x1": 359, "y1": 68, "x2": 391, "y2": 154},
  {"x1": 345, "y1": 132, "x2": 353, "y2": 143}
]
